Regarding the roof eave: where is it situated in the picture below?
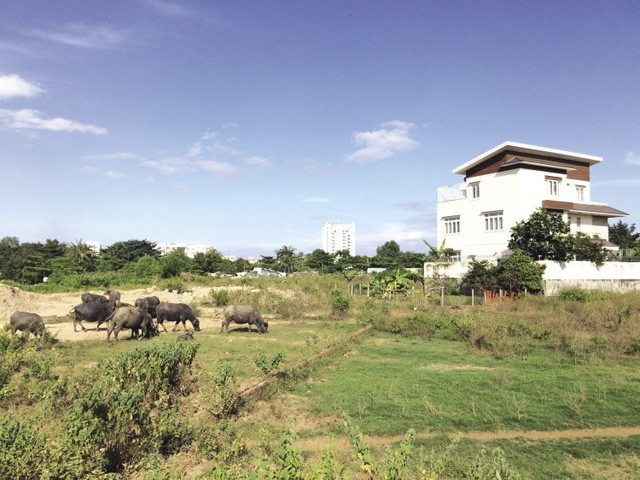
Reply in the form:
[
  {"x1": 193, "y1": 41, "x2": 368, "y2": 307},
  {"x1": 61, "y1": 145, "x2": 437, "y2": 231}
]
[{"x1": 452, "y1": 141, "x2": 603, "y2": 175}]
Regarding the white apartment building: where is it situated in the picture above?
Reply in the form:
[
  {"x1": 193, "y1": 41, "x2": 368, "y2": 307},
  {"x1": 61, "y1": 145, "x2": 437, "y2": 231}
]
[
  {"x1": 156, "y1": 243, "x2": 213, "y2": 258},
  {"x1": 322, "y1": 222, "x2": 356, "y2": 256},
  {"x1": 437, "y1": 141, "x2": 628, "y2": 260}
]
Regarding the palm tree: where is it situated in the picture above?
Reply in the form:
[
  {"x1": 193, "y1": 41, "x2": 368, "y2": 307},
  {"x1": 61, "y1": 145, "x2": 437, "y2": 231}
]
[{"x1": 276, "y1": 245, "x2": 297, "y2": 275}]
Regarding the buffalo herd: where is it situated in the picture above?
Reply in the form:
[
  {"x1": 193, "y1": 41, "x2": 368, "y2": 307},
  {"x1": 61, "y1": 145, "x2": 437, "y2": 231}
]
[{"x1": 6, "y1": 289, "x2": 269, "y2": 342}]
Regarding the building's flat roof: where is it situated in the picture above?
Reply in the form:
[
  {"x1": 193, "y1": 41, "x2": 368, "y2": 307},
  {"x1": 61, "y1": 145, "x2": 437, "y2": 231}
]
[{"x1": 453, "y1": 141, "x2": 603, "y2": 175}]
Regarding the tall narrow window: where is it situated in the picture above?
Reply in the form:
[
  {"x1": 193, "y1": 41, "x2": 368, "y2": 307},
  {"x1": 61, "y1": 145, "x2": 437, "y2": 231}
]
[
  {"x1": 546, "y1": 176, "x2": 561, "y2": 196},
  {"x1": 484, "y1": 211, "x2": 503, "y2": 231},
  {"x1": 444, "y1": 216, "x2": 460, "y2": 234},
  {"x1": 575, "y1": 185, "x2": 585, "y2": 201},
  {"x1": 470, "y1": 182, "x2": 480, "y2": 199}
]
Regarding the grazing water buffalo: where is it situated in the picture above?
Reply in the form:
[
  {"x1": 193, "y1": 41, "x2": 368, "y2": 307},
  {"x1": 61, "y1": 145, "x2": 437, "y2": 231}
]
[
  {"x1": 221, "y1": 305, "x2": 268, "y2": 334},
  {"x1": 134, "y1": 296, "x2": 160, "y2": 318},
  {"x1": 156, "y1": 302, "x2": 200, "y2": 332},
  {"x1": 70, "y1": 302, "x2": 114, "y2": 332},
  {"x1": 9, "y1": 311, "x2": 45, "y2": 337},
  {"x1": 105, "y1": 289, "x2": 121, "y2": 308},
  {"x1": 81, "y1": 292, "x2": 109, "y2": 304},
  {"x1": 106, "y1": 306, "x2": 154, "y2": 342}
]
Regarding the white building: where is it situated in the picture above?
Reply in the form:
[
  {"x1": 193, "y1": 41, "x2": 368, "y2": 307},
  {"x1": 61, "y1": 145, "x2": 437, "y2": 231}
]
[
  {"x1": 85, "y1": 241, "x2": 101, "y2": 255},
  {"x1": 156, "y1": 243, "x2": 213, "y2": 258},
  {"x1": 436, "y1": 141, "x2": 628, "y2": 260},
  {"x1": 322, "y1": 222, "x2": 356, "y2": 256}
]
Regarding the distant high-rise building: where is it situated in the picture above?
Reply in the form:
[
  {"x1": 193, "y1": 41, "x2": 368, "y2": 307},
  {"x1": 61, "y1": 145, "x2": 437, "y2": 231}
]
[{"x1": 322, "y1": 222, "x2": 356, "y2": 256}]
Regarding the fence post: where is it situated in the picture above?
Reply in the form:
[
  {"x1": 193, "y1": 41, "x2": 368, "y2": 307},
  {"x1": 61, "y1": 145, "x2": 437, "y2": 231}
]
[
  {"x1": 472, "y1": 288, "x2": 475, "y2": 306},
  {"x1": 440, "y1": 286, "x2": 444, "y2": 306}
]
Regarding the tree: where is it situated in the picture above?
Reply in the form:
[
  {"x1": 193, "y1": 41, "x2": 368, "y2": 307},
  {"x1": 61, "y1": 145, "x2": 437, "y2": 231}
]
[
  {"x1": 305, "y1": 249, "x2": 336, "y2": 273},
  {"x1": 191, "y1": 249, "x2": 230, "y2": 275},
  {"x1": 572, "y1": 233, "x2": 607, "y2": 266},
  {"x1": 609, "y1": 221, "x2": 640, "y2": 250},
  {"x1": 158, "y1": 248, "x2": 191, "y2": 278},
  {"x1": 98, "y1": 239, "x2": 160, "y2": 271},
  {"x1": 276, "y1": 246, "x2": 297, "y2": 275},
  {"x1": 370, "y1": 241, "x2": 402, "y2": 268},
  {"x1": 0, "y1": 236, "x2": 21, "y2": 281},
  {"x1": 459, "y1": 260, "x2": 498, "y2": 295},
  {"x1": 508, "y1": 208, "x2": 573, "y2": 261},
  {"x1": 496, "y1": 250, "x2": 546, "y2": 294}
]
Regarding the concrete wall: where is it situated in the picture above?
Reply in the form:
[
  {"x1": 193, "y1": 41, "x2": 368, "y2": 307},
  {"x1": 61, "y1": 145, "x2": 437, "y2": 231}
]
[
  {"x1": 425, "y1": 260, "x2": 640, "y2": 296},
  {"x1": 540, "y1": 260, "x2": 640, "y2": 295}
]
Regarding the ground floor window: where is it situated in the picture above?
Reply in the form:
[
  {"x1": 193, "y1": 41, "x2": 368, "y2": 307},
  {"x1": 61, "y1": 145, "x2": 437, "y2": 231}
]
[
  {"x1": 444, "y1": 216, "x2": 460, "y2": 234},
  {"x1": 484, "y1": 211, "x2": 503, "y2": 231}
]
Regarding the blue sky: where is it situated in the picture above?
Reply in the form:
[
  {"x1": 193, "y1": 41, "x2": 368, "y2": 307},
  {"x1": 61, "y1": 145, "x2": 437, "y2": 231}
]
[{"x1": 1, "y1": 0, "x2": 638, "y2": 257}]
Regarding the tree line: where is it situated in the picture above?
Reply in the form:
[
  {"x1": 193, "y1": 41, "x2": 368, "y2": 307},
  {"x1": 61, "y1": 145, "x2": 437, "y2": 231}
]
[{"x1": 0, "y1": 237, "x2": 427, "y2": 286}]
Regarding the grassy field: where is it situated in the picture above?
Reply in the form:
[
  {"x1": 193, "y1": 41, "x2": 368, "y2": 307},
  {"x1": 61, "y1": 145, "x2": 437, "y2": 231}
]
[{"x1": 2, "y1": 278, "x2": 640, "y2": 478}]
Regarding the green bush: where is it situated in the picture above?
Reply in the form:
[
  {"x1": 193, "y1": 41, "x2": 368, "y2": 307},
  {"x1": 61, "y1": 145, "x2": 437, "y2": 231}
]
[
  {"x1": 209, "y1": 288, "x2": 230, "y2": 307},
  {"x1": 0, "y1": 415, "x2": 48, "y2": 480},
  {"x1": 331, "y1": 289, "x2": 351, "y2": 318},
  {"x1": 559, "y1": 287, "x2": 592, "y2": 302}
]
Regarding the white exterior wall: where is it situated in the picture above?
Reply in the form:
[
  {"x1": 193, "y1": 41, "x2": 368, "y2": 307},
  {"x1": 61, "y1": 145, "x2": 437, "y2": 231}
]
[{"x1": 424, "y1": 260, "x2": 640, "y2": 296}]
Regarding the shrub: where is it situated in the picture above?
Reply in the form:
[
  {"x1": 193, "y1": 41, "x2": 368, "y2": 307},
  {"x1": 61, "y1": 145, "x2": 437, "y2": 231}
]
[
  {"x1": 202, "y1": 364, "x2": 241, "y2": 418},
  {"x1": 254, "y1": 351, "x2": 285, "y2": 375},
  {"x1": 209, "y1": 288, "x2": 230, "y2": 307},
  {"x1": 559, "y1": 287, "x2": 591, "y2": 302},
  {"x1": 0, "y1": 415, "x2": 48, "y2": 480},
  {"x1": 331, "y1": 289, "x2": 351, "y2": 318}
]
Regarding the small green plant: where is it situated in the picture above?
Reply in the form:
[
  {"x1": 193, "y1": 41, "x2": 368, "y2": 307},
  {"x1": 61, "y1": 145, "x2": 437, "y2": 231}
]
[
  {"x1": 209, "y1": 289, "x2": 230, "y2": 307},
  {"x1": 559, "y1": 287, "x2": 591, "y2": 302},
  {"x1": 331, "y1": 289, "x2": 351, "y2": 317},
  {"x1": 203, "y1": 364, "x2": 240, "y2": 418},
  {"x1": 254, "y1": 351, "x2": 285, "y2": 375}
]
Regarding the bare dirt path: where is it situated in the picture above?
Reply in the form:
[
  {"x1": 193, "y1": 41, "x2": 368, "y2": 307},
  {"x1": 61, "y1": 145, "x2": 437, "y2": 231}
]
[{"x1": 297, "y1": 426, "x2": 640, "y2": 453}]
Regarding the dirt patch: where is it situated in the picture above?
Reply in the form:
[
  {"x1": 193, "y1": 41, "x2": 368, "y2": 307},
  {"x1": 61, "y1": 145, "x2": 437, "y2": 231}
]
[{"x1": 0, "y1": 285, "x2": 231, "y2": 342}]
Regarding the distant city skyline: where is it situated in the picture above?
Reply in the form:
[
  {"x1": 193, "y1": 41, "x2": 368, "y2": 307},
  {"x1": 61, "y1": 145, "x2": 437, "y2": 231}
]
[{"x1": 1, "y1": 1, "x2": 638, "y2": 257}]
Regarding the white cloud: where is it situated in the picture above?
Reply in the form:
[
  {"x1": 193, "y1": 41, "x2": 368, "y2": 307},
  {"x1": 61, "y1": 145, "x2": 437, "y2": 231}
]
[
  {"x1": 29, "y1": 24, "x2": 128, "y2": 49},
  {"x1": 194, "y1": 159, "x2": 239, "y2": 176},
  {"x1": 358, "y1": 223, "x2": 428, "y2": 243},
  {"x1": 188, "y1": 142, "x2": 203, "y2": 156},
  {"x1": 625, "y1": 151, "x2": 640, "y2": 165},
  {"x1": 303, "y1": 196, "x2": 329, "y2": 203},
  {"x1": 0, "y1": 74, "x2": 44, "y2": 99},
  {"x1": 82, "y1": 152, "x2": 142, "y2": 161},
  {"x1": 593, "y1": 178, "x2": 640, "y2": 187},
  {"x1": 104, "y1": 170, "x2": 126, "y2": 179},
  {"x1": 345, "y1": 120, "x2": 419, "y2": 163},
  {"x1": 246, "y1": 155, "x2": 271, "y2": 168},
  {"x1": 143, "y1": 157, "x2": 238, "y2": 177},
  {"x1": 0, "y1": 108, "x2": 107, "y2": 134},
  {"x1": 142, "y1": 0, "x2": 196, "y2": 18}
]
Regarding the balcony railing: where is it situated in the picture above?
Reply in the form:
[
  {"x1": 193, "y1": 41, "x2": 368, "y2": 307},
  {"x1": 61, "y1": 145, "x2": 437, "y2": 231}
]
[{"x1": 437, "y1": 183, "x2": 466, "y2": 202}]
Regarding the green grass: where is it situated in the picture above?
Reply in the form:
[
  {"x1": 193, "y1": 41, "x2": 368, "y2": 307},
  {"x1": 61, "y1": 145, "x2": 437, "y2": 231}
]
[{"x1": 288, "y1": 332, "x2": 640, "y2": 436}]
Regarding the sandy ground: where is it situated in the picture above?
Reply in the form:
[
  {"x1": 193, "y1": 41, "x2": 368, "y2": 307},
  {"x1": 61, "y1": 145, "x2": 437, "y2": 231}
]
[{"x1": 0, "y1": 283, "x2": 227, "y2": 341}]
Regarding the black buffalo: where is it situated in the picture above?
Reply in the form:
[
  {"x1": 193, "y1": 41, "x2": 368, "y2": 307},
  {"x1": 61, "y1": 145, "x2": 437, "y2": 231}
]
[
  {"x1": 81, "y1": 292, "x2": 109, "y2": 304},
  {"x1": 70, "y1": 302, "x2": 114, "y2": 332},
  {"x1": 156, "y1": 302, "x2": 201, "y2": 332},
  {"x1": 9, "y1": 311, "x2": 45, "y2": 337},
  {"x1": 106, "y1": 306, "x2": 155, "y2": 342},
  {"x1": 134, "y1": 296, "x2": 160, "y2": 318},
  {"x1": 221, "y1": 305, "x2": 268, "y2": 334}
]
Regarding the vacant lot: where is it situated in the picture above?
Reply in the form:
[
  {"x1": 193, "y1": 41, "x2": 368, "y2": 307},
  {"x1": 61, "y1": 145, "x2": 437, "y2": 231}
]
[{"x1": 2, "y1": 283, "x2": 640, "y2": 479}]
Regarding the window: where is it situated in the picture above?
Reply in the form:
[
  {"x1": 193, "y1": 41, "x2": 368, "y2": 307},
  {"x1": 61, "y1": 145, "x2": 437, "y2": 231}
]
[
  {"x1": 469, "y1": 182, "x2": 480, "y2": 199},
  {"x1": 444, "y1": 216, "x2": 460, "y2": 234},
  {"x1": 484, "y1": 211, "x2": 503, "y2": 231},
  {"x1": 575, "y1": 185, "x2": 585, "y2": 202},
  {"x1": 576, "y1": 217, "x2": 581, "y2": 230},
  {"x1": 546, "y1": 177, "x2": 561, "y2": 196}
]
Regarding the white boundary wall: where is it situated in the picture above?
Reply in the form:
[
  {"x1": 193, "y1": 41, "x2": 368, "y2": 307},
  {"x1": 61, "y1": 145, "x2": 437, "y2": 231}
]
[{"x1": 424, "y1": 261, "x2": 640, "y2": 296}]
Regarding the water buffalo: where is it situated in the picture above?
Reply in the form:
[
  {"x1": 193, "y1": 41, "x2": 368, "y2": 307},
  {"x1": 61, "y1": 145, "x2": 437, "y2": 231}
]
[
  {"x1": 81, "y1": 292, "x2": 109, "y2": 304},
  {"x1": 221, "y1": 305, "x2": 268, "y2": 334},
  {"x1": 106, "y1": 306, "x2": 154, "y2": 342},
  {"x1": 156, "y1": 302, "x2": 200, "y2": 332},
  {"x1": 9, "y1": 311, "x2": 45, "y2": 337},
  {"x1": 105, "y1": 289, "x2": 121, "y2": 308},
  {"x1": 70, "y1": 302, "x2": 114, "y2": 332},
  {"x1": 134, "y1": 296, "x2": 160, "y2": 318}
]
